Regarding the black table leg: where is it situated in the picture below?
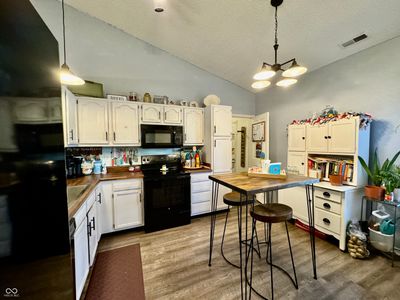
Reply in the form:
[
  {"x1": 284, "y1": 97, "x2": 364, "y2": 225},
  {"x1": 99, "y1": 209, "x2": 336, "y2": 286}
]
[
  {"x1": 306, "y1": 184, "x2": 317, "y2": 279},
  {"x1": 238, "y1": 193, "x2": 244, "y2": 299},
  {"x1": 208, "y1": 181, "x2": 219, "y2": 267}
]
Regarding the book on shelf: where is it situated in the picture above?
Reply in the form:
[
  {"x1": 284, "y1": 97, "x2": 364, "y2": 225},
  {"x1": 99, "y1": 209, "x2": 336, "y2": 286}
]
[{"x1": 308, "y1": 157, "x2": 354, "y2": 183}]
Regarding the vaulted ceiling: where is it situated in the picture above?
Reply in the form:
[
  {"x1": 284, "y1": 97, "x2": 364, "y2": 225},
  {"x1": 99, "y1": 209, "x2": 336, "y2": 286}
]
[{"x1": 65, "y1": 0, "x2": 400, "y2": 92}]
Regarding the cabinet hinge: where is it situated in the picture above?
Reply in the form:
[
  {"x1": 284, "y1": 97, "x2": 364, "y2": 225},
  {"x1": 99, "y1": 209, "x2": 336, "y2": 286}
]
[{"x1": 76, "y1": 99, "x2": 78, "y2": 104}]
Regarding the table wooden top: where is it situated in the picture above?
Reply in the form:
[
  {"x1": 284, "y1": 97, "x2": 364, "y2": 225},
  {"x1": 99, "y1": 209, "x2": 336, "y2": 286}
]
[{"x1": 209, "y1": 172, "x2": 319, "y2": 195}]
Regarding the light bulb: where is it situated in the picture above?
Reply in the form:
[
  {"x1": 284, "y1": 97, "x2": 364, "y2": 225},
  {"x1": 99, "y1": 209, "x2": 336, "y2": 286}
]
[
  {"x1": 60, "y1": 64, "x2": 85, "y2": 85},
  {"x1": 282, "y1": 61, "x2": 307, "y2": 77},
  {"x1": 253, "y1": 64, "x2": 276, "y2": 80},
  {"x1": 251, "y1": 81, "x2": 271, "y2": 89},
  {"x1": 276, "y1": 78, "x2": 297, "y2": 87}
]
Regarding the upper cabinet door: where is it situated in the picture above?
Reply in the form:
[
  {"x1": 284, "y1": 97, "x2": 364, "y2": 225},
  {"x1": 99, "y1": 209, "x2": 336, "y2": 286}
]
[
  {"x1": 288, "y1": 125, "x2": 306, "y2": 151},
  {"x1": 213, "y1": 137, "x2": 232, "y2": 173},
  {"x1": 112, "y1": 102, "x2": 140, "y2": 145},
  {"x1": 307, "y1": 124, "x2": 328, "y2": 152},
  {"x1": 213, "y1": 105, "x2": 232, "y2": 137},
  {"x1": 77, "y1": 98, "x2": 109, "y2": 144},
  {"x1": 164, "y1": 106, "x2": 183, "y2": 125},
  {"x1": 184, "y1": 108, "x2": 204, "y2": 145},
  {"x1": 13, "y1": 99, "x2": 48, "y2": 123},
  {"x1": 64, "y1": 89, "x2": 79, "y2": 145},
  {"x1": 328, "y1": 118, "x2": 356, "y2": 153},
  {"x1": 141, "y1": 104, "x2": 162, "y2": 124}
]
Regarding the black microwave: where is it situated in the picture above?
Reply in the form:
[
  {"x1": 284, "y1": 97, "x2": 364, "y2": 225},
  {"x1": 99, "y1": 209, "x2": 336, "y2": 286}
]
[{"x1": 141, "y1": 125, "x2": 183, "y2": 148}]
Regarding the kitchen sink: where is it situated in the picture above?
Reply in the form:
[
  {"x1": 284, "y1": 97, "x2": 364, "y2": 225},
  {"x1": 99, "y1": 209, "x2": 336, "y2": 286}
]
[{"x1": 67, "y1": 184, "x2": 89, "y2": 205}]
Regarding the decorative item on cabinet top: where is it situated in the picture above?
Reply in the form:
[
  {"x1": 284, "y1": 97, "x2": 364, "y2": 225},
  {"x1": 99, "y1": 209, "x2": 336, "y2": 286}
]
[
  {"x1": 289, "y1": 106, "x2": 373, "y2": 129},
  {"x1": 107, "y1": 94, "x2": 127, "y2": 101}
]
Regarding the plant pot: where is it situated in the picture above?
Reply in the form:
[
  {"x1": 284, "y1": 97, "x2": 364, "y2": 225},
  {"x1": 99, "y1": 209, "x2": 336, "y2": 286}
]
[
  {"x1": 364, "y1": 185, "x2": 385, "y2": 200},
  {"x1": 329, "y1": 174, "x2": 343, "y2": 186},
  {"x1": 394, "y1": 188, "x2": 400, "y2": 201}
]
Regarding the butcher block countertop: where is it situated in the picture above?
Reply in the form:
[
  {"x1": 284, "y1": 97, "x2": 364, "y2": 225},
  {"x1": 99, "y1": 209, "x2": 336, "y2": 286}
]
[
  {"x1": 183, "y1": 166, "x2": 212, "y2": 174},
  {"x1": 67, "y1": 172, "x2": 143, "y2": 218}
]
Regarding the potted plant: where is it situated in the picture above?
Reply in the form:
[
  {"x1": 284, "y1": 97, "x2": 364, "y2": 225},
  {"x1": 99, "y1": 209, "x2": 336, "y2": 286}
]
[
  {"x1": 393, "y1": 166, "x2": 400, "y2": 201},
  {"x1": 380, "y1": 170, "x2": 400, "y2": 200},
  {"x1": 358, "y1": 149, "x2": 400, "y2": 200}
]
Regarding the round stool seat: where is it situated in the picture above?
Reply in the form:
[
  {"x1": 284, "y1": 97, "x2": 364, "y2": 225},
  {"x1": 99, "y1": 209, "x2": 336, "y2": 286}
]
[
  {"x1": 223, "y1": 192, "x2": 254, "y2": 206},
  {"x1": 250, "y1": 203, "x2": 292, "y2": 223}
]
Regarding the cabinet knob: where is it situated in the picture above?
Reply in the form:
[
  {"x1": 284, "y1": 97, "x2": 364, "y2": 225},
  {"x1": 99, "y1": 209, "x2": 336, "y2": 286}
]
[
  {"x1": 323, "y1": 218, "x2": 331, "y2": 224},
  {"x1": 323, "y1": 202, "x2": 331, "y2": 209},
  {"x1": 324, "y1": 136, "x2": 328, "y2": 139},
  {"x1": 328, "y1": 136, "x2": 332, "y2": 139},
  {"x1": 301, "y1": 162, "x2": 305, "y2": 165},
  {"x1": 323, "y1": 191, "x2": 331, "y2": 198},
  {"x1": 302, "y1": 137, "x2": 305, "y2": 140}
]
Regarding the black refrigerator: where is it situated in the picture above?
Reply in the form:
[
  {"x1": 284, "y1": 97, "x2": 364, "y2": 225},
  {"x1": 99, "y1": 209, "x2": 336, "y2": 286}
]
[{"x1": 0, "y1": 1, "x2": 74, "y2": 299}]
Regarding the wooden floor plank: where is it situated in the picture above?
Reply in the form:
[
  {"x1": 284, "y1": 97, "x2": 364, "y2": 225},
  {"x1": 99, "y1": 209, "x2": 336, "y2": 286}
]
[{"x1": 98, "y1": 208, "x2": 397, "y2": 299}]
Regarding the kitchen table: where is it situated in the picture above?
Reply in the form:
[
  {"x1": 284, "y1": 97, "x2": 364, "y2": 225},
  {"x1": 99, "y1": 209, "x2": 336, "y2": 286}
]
[{"x1": 208, "y1": 172, "x2": 319, "y2": 299}]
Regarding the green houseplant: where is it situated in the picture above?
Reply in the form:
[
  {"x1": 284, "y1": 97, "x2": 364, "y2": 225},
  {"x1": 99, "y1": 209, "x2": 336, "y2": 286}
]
[{"x1": 358, "y1": 149, "x2": 400, "y2": 200}]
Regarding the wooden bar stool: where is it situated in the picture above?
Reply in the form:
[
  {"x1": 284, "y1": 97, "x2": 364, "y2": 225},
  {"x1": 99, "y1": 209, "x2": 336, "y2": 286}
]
[
  {"x1": 220, "y1": 192, "x2": 261, "y2": 268},
  {"x1": 248, "y1": 203, "x2": 298, "y2": 300}
]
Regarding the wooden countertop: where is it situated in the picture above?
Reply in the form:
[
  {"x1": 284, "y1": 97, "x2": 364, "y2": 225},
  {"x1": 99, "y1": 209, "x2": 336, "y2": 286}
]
[
  {"x1": 183, "y1": 166, "x2": 212, "y2": 174},
  {"x1": 67, "y1": 172, "x2": 143, "y2": 218},
  {"x1": 209, "y1": 172, "x2": 319, "y2": 196}
]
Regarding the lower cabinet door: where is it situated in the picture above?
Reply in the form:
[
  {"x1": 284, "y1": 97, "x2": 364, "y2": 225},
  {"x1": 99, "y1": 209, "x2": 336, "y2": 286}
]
[
  {"x1": 113, "y1": 189, "x2": 143, "y2": 229},
  {"x1": 74, "y1": 220, "x2": 89, "y2": 300},
  {"x1": 87, "y1": 204, "x2": 98, "y2": 266},
  {"x1": 278, "y1": 187, "x2": 309, "y2": 223}
]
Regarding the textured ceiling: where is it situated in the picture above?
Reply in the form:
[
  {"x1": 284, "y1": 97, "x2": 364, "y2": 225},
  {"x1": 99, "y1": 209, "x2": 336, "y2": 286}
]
[{"x1": 65, "y1": 0, "x2": 400, "y2": 92}]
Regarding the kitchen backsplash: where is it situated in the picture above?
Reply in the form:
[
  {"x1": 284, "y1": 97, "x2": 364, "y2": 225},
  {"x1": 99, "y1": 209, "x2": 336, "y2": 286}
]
[{"x1": 66, "y1": 147, "x2": 181, "y2": 166}]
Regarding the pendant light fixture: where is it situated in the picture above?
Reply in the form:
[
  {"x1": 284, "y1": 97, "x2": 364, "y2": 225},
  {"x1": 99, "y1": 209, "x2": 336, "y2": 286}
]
[
  {"x1": 59, "y1": 0, "x2": 84, "y2": 85},
  {"x1": 252, "y1": 0, "x2": 307, "y2": 89}
]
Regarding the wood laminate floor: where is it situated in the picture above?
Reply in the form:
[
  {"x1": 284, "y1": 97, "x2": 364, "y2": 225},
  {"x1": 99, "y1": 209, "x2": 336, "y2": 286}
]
[{"x1": 98, "y1": 209, "x2": 399, "y2": 300}]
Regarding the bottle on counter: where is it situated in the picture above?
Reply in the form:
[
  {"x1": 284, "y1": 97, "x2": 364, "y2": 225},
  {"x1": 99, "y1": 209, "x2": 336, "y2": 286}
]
[{"x1": 195, "y1": 152, "x2": 200, "y2": 168}]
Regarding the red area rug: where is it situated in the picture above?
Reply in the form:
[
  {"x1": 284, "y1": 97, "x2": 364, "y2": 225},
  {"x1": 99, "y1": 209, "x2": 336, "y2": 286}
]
[{"x1": 85, "y1": 244, "x2": 145, "y2": 300}]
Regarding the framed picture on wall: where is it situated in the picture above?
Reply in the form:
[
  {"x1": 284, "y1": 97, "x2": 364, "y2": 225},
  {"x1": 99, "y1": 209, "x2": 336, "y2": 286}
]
[{"x1": 252, "y1": 121, "x2": 265, "y2": 142}]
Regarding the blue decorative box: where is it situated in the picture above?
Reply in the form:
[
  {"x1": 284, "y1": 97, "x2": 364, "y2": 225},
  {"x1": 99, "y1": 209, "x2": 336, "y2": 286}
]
[{"x1": 269, "y1": 163, "x2": 281, "y2": 175}]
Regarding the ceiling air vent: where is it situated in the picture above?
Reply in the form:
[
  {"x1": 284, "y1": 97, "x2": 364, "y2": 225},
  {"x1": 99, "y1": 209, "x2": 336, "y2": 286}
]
[{"x1": 341, "y1": 34, "x2": 368, "y2": 48}]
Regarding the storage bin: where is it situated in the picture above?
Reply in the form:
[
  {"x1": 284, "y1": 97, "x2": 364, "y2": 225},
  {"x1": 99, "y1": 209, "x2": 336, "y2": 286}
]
[{"x1": 369, "y1": 227, "x2": 394, "y2": 252}]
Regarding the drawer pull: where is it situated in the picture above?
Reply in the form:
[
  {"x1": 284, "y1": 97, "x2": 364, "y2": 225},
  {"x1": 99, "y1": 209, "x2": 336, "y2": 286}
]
[
  {"x1": 323, "y1": 191, "x2": 331, "y2": 198},
  {"x1": 323, "y1": 203, "x2": 331, "y2": 209},
  {"x1": 323, "y1": 218, "x2": 330, "y2": 224}
]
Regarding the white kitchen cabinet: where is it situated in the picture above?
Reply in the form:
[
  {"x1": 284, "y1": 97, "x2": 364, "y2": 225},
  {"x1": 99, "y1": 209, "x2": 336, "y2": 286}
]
[
  {"x1": 164, "y1": 106, "x2": 183, "y2": 125},
  {"x1": 73, "y1": 214, "x2": 89, "y2": 300},
  {"x1": 278, "y1": 187, "x2": 309, "y2": 224},
  {"x1": 328, "y1": 118, "x2": 356, "y2": 153},
  {"x1": 113, "y1": 189, "x2": 143, "y2": 229},
  {"x1": 95, "y1": 185, "x2": 103, "y2": 242},
  {"x1": 100, "y1": 182, "x2": 113, "y2": 234},
  {"x1": 307, "y1": 124, "x2": 329, "y2": 152},
  {"x1": 77, "y1": 98, "x2": 109, "y2": 145},
  {"x1": 87, "y1": 200, "x2": 98, "y2": 267},
  {"x1": 184, "y1": 108, "x2": 204, "y2": 145},
  {"x1": 213, "y1": 137, "x2": 232, "y2": 173},
  {"x1": 191, "y1": 172, "x2": 212, "y2": 216},
  {"x1": 288, "y1": 125, "x2": 306, "y2": 151},
  {"x1": 141, "y1": 103, "x2": 162, "y2": 124},
  {"x1": 111, "y1": 102, "x2": 140, "y2": 145},
  {"x1": 287, "y1": 151, "x2": 307, "y2": 175},
  {"x1": 48, "y1": 98, "x2": 62, "y2": 122},
  {"x1": 213, "y1": 105, "x2": 232, "y2": 137},
  {"x1": 12, "y1": 99, "x2": 48, "y2": 123},
  {"x1": 63, "y1": 88, "x2": 78, "y2": 146}
]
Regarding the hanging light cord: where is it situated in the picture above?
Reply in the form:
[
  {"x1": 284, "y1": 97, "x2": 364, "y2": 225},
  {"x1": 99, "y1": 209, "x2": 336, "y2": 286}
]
[
  {"x1": 273, "y1": 5, "x2": 279, "y2": 64},
  {"x1": 62, "y1": 0, "x2": 67, "y2": 64}
]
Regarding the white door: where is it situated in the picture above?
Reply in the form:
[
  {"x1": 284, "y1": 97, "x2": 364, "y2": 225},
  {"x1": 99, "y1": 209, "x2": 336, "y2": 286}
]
[
  {"x1": 287, "y1": 152, "x2": 307, "y2": 175},
  {"x1": 288, "y1": 125, "x2": 306, "y2": 151},
  {"x1": 0, "y1": 101, "x2": 17, "y2": 152},
  {"x1": 213, "y1": 137, "x2": 232, "y2": 173},
  {"x1": 164, "y1": 106, "x2": 183, "y2": 125},
  {"x1": 213, "y1": 105, "x2": 232, "y2": 137},
  {"x1": 77, "y1": 98, "x2": 109, "y2": 144},
  {"x1": 95, "y1": 186, "x2": 103, "y2": 242},
  {"x1": 64, "y1": 89, "x2": 78, "y2": 145},
  {"x1": 328, "y1": 118, "x2": 356, "y2": 153},
  {"x1": 87, "y1": 203, "x2": 98, "y2": 266},
  {"x1": 184, "y1": 108, "x2": 204, "y2": 145},
  {"x1": 141, "y1": 104, "x2": 162, "y2": 124},
  {"x1": 113, "y1": 190, "x2": 143, "y2": 229},
  {"x1": 74, "y1": 219, "x2": 89, "y2": 300},
  {"x1": 112, "y1": 102, "x2": 140, "y2": 145},
  {"x1": 306, "y1": 124, "x2": 328, "y2": 152}
]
